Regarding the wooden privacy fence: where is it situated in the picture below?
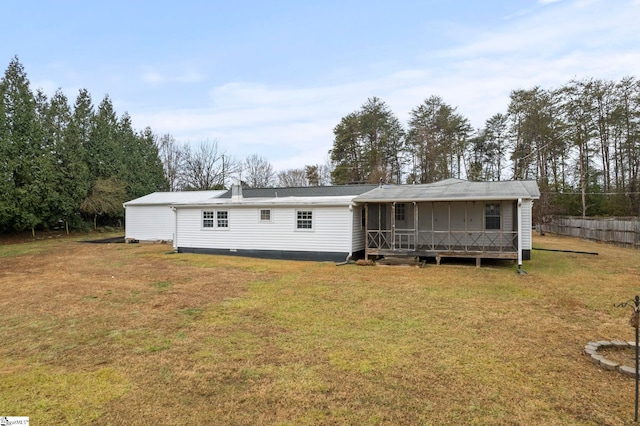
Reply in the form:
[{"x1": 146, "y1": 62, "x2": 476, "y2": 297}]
[{"x1": 545, "y1": 216, "x2": 640, "y2": 248}]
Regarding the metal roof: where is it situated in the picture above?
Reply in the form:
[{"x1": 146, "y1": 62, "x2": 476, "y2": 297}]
[
  {"x1": 353, "y1": 178, "x2": 540, "y2": 202},
  {"x1": 125, "y1": 180, "x2": 540, "y2": 208},
  {"x1": 123, "y1": 190, "x2": 226, "y2": 206},
  {"x1": 218, "y1": 184, "x2": 378, "y2": 198}
]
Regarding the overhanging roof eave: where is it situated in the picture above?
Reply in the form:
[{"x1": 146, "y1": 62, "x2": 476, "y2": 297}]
[{"x1": 354, "y1": 195, "x2": 539, "y2": 203}]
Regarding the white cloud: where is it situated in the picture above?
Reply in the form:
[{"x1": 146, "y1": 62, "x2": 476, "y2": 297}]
[
  {"x1": 130, "y1": 0, "x2": 640, "y2": 172},
  {"x1": 141, "y1": 70, "x2": 165, "y2": 85}
]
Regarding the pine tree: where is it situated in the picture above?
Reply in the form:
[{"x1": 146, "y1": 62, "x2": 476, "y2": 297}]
[
  {"x1": 406, "y1": 96, "x2": 471, "y2": 183},
  {"x1": 330, "y1": 98, "x2": 405, "y2": 184}
]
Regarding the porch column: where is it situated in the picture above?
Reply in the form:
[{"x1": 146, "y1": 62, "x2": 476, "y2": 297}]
[
  {"x1": 365, "y1": 203, "x2": 369, "y2": 260},
  {"x1": 378, "y1": 203, "x2": 382, "y2": 249},
  {"x1": 391, "y1": 202, "x2": 396, "y2": 251},
  {"x1": 448, "y1": 202, "x2": 451, "y2": 249},
  {"x1": 517, "y1": 198, "x2": 523, "y2": 270},
  {"x1": 431, "y1": 202, "x2": 435, "y2": 249},
  {"x1": 414, "y1": 202, "x2": 418, "y2": 251}
]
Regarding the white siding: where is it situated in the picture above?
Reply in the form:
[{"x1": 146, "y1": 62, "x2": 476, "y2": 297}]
[
  {"x1": 351, "y1": 206, "x2": 366, "y2": 252},
  {"x1": 125, "y1": 205, "x2": 176, "y2": 241},
  {"x1": 521, "y1": 199, "x2": 533, "y2": 249},
  {"x1": 176, "y1": 205, "x2": 353, "y2": 254}
]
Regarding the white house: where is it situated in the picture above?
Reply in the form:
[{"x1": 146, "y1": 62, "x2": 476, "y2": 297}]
[
  {"x1": 171, "y1": 185, "x2": 377, "y2": 262},
  {"x1": 123, "y1": 179, "x2": 540, "y2": 266},
  {"x1": 123, "y1": 191, "x2": 226, "y2": 242}
]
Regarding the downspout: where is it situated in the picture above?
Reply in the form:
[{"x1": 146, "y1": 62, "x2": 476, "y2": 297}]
[
  {"x1": 365, "y1": 203, "x2": 369, "y2": 260},
  {"x1": 346, "y1": 204, "x2": 354, "y2": 262},
  {"x1": 517, "y1": 198, "x2": 526, "y2": 274}
]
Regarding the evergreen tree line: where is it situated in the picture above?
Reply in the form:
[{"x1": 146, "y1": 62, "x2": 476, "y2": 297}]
[
  {"x1": 0, "y1": 57, "x2": 168, "y2": 233},
  {"x1": 3, "y1": 52, "x2": 639, "y2": 236},
  {"x1": 330, "y1": 77, "x2": 640, "y2": 218}
]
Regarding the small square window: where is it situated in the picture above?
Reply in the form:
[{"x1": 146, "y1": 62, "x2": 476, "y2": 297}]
[
  {"x1": 297, "y1": 210, "x2": 313, "y2": 229},
  {"x1": 260, "y1": 209, "x2": 271, "y2": 222},
  {"x1": 203, "y1": 211, "x2": 215, "y2": 228},
  {"x1": 217, "y1": 210, "x2": 228, "y2": 228}
]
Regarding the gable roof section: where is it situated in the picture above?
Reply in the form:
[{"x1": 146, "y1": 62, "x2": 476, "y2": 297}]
[
  {"x1": 124, "y1": 190, "x2": 227, "y2": 206},
  {"x1": 353, "y1": 179, "x2": 540, "y2": 203},
  {"x1": 218, "y1": 184, "x2": 378, "y2": 199}
]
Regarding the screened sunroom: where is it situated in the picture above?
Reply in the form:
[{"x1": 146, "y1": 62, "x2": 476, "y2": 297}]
[{"x1": 353, "y1": 179, "x2": 540, "y2": 266}]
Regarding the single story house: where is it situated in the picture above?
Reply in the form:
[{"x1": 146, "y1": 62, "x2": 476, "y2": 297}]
[
  {"x1": 171, "y1": 184, "x2": 377, "y2": 262},
  {"x1": 123, "y1": 190, "x2": 226, "y2": 242},
  {"x1": 123, "y1": 179, "x2": 540, "y2": 266},
  {"x1": 353, "y1": 178, "x2": 540, "y2": 266}
]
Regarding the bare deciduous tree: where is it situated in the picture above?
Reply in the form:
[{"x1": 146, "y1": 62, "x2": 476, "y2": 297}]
[
  {"x1": 242, "y1": 154, "x2": 275, "y2": 188},
  {"x1": 277, "y1": 168, "x2": 308, "y2": 187},
  {"x1": 156, "y1": 133, "x2": 183, "y2": 191},
  {"x1": 181, "y1": 140, "x2": 229, "y2": 190}
]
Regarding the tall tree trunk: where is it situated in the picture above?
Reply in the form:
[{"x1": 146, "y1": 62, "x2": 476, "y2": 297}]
[{"x1": 579, "y1": 142, "x2": 587, "y2": 218}]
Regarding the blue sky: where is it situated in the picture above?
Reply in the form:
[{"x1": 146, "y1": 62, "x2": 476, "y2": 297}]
[{"x1": 2, "y1": 0, "x2": 639, "y2": 172}]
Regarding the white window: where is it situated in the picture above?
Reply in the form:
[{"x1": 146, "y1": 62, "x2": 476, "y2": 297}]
[
  {"x1": 202, "y1": 211, "x2": 215, "y2": 228},
  {"x1": 217, "y1": 210, "x2": 228, "y2": 228},
  {"x1": 296, "y1": 210, "x2": 313, "y2": 230},
  {"x1": 202, "y1": 210, "x2": 229, "y2": 229},
  {"x1": 260, "y1": 209, "x2": 271, "y2": 222},
  {"x1": 395, "y1": 203, "x2": 406, "y2": 221}
]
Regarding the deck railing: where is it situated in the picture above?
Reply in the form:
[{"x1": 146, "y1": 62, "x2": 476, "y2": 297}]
[
  {"x1": 367, "y1": 230, "x2": 392, "y2": 250},
  {"x1": 366, "y1": 229, "x2": 518, "y2": 252}
]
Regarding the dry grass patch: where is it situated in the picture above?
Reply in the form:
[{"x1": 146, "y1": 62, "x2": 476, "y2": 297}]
[{"x1": 0, "y1": 234, "x2": 639, "y2": 424}]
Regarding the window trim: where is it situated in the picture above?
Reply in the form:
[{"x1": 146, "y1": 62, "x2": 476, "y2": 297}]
[
  {"x1": 216, "y1": 210, "x2": 229, "y2": 228},
  {"x1": 295, "y1": 209, "x2": 314, "y2": 231},
  {"x1": 259, "y1": 209, "x2": 272, "y2": 223},
  {"x1": 201, "y1": 209, "x2": 229, "y2": 230},
  {"x1": 202, "y1": 210, "x2": 215, "y2": 229}
]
